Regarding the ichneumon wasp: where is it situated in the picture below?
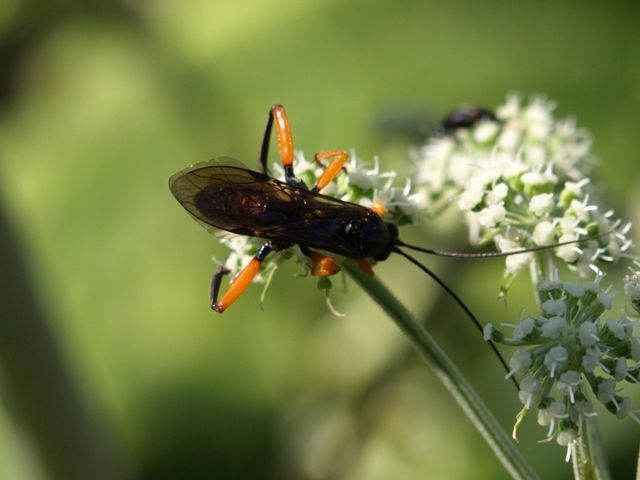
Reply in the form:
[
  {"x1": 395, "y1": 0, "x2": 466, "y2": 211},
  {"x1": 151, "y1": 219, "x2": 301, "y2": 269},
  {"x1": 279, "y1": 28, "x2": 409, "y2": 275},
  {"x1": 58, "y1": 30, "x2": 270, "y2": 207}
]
[{"x1": 169, "y1": 105, "x2": 610, "y2": 383}]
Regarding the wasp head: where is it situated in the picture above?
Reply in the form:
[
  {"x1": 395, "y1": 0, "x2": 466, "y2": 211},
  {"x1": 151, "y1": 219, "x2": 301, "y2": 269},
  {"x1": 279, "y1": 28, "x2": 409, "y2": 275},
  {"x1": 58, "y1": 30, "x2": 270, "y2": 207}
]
[{"x1": 344, "y1": 215, "x2": 398, "y2": 261}]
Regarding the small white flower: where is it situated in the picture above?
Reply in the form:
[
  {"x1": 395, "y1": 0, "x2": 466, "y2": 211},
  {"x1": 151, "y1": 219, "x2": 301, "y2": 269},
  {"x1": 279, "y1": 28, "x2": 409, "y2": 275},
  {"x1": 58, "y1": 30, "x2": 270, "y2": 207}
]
[
  {"x1": 532, "y1": 221, "x2": 556, "y2": 246},
  {"x1": 529, "y1": 193, "x2": 555, "y2": 217},
  {"x1": 505, "y1": 253, "x2": 533, "y2": 275},
  {"x1": 560, "y1": 180, "x2": 587, "y2": 206},
  {"x1": 520, "y1": 170, "x2": 550, "y2": 188},
  {"x1": 581, "y1": 347, "x2": 601, "y2": 372},
  {"x1": 474, "y1": 120, "x2": 500, "y2": 143},
  {"x1": 541, "y1": 316, "x2": 566, "y2": 339},
  {"x1": 596, "y1": 378, "x2": 616, "y2": 404},
  {"x1": 614, "y1": 397, "x2": 635, "y2": 421},
  {"x1": 556, "y1": 233, "x2": 581, "y2": 263},
  {"x1": 486, "y1": 183, "x2": 509, "y2": 204},
  {"x1": 478, "y1": 203, "x2": 506, "y2": 228},
  {"x1": 606, "y1": 318, "x2": 627, "y2": 340},
  {"x1": 614, "y1": 357, "x2": 628, "y2": 382},
  {"x1": 545, "y1": 346, "x2": 569, "y2": 377},
  {"x1": 507, "y1": 349, "x2": 532, "y2": 378},
  {"x1": 483, "y1": 323, "x2": 497, "y2": 341},
  {"x1": 513, "y1": 317, "x2": 536, "y2": 340},
  {"x1": 542, "y1": 298, "x2": 567, "y2": 316},
  {"x1": 518, "y1": 376, "x2": 543, "y2": 409},
  {"x1": 563, "y1": 281, "x2": 585, "y2": 298},
  {"x1": 525, "y1": 144, "x2": 547, "y2": 166},
  {"x1": 598, "y1": 290, "x2": 614, "y2": 310},
  {"x1": 538, "y1": 401, "x2": 568, "y2": 438},
  {"x1": 496, "y1": 93, "x2": 521, "y2": 119},
  {"x1": 498, "y1": 127, "x2": 522, "y2": 151},
  {"x1": 578, "y1": 322, "x2": 599, "y2": 348},
  {"x1": 555, "y1": 428, "x2": 577, "y2": 447},
  {"x1": 567, "y1": 198, "x2": 591, "y2": 222},
  {"x1": 538, "y1": 279, "x2": 563, "y2": 292},
  {"x1": 458, "y1": 183, "x2": 485, "y2": 211},
  {"x1": 557, "y1": 370, "x2": 582, "y2": 403}
]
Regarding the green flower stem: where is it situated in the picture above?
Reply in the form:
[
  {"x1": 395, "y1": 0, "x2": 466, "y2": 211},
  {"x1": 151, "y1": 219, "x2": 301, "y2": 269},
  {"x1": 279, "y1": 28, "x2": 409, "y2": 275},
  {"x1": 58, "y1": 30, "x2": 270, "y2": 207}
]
[
  {"x1": 586, "y1": 416, "x2": 612, "y2": 480},
  {"x1": 344, "y1": 260, "x2": 540, "y2": 480},
  {"x1": 573, "y1": 435, "x2": 596, "y2": 480},
  {"x1": 572, "y1": 417, "x2": 611, "y2": 480}
]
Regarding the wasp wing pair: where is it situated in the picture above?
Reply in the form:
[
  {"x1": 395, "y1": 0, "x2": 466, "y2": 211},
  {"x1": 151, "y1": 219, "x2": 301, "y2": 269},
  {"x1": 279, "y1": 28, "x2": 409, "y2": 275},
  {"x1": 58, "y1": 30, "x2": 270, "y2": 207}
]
[{"x1": 170, "y1": 160, "x2": 397, "y2": 261}]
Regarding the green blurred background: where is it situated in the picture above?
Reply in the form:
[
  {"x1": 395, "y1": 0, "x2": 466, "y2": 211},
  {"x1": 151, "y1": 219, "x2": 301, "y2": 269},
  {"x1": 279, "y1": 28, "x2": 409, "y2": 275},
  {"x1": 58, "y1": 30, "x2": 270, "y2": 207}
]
[{"x1": 1, "y1": 1, "x2": 639, "y2": 479}]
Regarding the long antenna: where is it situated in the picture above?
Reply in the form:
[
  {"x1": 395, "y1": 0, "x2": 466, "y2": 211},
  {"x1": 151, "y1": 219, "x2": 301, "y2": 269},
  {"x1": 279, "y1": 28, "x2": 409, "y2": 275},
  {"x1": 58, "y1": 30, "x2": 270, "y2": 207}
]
[
  {"x1": 394, "y1": 247, "x2": 518, "y2": 390},
  {"x1": 397, "y1": 230, "x2": 612, "y2": 259}
]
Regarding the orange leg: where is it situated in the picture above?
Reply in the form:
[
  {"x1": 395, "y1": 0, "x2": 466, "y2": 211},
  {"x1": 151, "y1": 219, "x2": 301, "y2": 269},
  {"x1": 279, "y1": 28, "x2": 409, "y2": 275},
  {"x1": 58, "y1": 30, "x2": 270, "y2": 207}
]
[
  {"x1": 300, "y1": 246, "x2": 341, "y2": 276},
  {"x1": 211, "y1": 242, "x2": 272, "y2": 313},
  {"x1": 259, "y1": 105, "x2": 302, "y2": 187},
  {"x1": 370, "y1": 199, "x2": 387, "y2": 217},
  {"x1": 355, "y1": 259, "x2": 375, "y2": 277},
  {"x1": 312, "y1": 150, "x2": 349, "y2": 192}
]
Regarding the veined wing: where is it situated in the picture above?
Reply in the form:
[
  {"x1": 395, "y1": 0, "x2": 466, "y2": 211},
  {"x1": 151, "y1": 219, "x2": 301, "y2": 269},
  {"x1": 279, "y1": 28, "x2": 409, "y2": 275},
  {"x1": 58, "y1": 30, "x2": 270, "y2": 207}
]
[{"x1": 169, "y1": 164, "x2": 373, "y2": 247}]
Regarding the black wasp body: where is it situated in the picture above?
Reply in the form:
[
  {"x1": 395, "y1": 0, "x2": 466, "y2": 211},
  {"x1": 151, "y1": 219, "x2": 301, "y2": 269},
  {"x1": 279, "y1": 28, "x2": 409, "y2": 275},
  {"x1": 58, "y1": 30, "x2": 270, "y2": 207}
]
[{"x1": 169, "y1": 163, "x2": 399, "y2": 262}]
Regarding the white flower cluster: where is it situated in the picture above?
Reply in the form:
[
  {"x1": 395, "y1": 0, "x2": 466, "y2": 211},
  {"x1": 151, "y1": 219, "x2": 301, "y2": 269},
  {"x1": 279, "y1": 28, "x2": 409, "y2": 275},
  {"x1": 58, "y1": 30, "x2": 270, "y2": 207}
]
[
  {"x1": 424, "y1": 95, "x2": 639, "y2": 455},
  {"x1": 274, "y1": 151, "x2": 422, "y2": 227},
  {"x1": 414, "y1": 95, "x2": 633, "y2": 286},
  {"x1": 218, "y1": 151, "x2": 421, "y2": 282},
  {"x1": 485, "y1": 279, "x2": 640, "y2": 447}
]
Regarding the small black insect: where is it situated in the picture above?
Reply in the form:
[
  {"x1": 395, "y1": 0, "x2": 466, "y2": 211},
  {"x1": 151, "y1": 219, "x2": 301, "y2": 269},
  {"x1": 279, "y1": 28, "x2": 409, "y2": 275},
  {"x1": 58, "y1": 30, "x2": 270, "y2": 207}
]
[{"x1": 442, "y1": 106, "x2": 497, "y2": 132}]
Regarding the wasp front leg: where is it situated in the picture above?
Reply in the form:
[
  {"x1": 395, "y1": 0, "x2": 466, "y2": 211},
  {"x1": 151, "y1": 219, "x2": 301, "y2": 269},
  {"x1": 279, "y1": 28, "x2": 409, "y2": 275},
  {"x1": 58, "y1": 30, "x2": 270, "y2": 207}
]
[
  {"x1": 211, "y1": 242, "x2": 273, "y2": 313},
  {"x1": 311, "y1": 150, "x2": 349, "y2": 193}
]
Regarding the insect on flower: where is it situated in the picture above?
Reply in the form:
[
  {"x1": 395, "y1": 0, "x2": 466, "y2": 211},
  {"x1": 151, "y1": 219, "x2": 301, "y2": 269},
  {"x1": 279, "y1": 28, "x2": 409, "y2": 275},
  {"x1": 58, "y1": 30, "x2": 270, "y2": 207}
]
[
  {"x1": 169, "y1": 105, "x2": 609, "y2": 379},
  {"x1": 441, "y1": 106, "x2": 497, "y2": 132}
]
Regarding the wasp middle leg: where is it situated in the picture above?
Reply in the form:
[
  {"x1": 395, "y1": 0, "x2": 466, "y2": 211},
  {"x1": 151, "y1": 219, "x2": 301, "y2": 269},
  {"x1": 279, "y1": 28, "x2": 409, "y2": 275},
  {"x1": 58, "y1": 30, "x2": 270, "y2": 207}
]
[{"x1": 311, "y1": 150, "x2": 349, "y2": 193}]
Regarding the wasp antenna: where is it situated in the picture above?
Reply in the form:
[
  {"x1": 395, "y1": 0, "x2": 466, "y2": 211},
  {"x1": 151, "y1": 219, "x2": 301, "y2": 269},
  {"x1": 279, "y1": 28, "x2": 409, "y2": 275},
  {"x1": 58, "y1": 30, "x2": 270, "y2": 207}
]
[
  {"x1": 396, "y1": 230, "x2": 612, "y2": 259},
  {"x1": 394, "y1": 247, "x2": 518, "y2": 390}
]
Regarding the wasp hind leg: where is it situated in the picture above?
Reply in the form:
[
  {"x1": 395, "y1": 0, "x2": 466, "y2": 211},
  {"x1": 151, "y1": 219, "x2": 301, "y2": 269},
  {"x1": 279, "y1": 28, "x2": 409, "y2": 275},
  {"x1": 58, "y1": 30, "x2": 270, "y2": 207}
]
[
  {"x1": 211, "y1": 242, "x2": 273, "y2": 313},
  {"x1": 258, "y1": 105, "x2": 305, "y2": 187}
]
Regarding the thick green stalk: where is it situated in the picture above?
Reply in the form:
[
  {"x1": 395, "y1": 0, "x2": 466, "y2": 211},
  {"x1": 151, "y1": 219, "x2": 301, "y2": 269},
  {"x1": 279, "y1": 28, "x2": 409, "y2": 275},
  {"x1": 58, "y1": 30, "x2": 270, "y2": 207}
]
[
  {"x1": 573, "y1": 435, "x2": 597, "y2": 480},
  {"x1": 0, "y1": 200, "x2": 129, "y2": 480},
  {"x1": 344, "y1": 261, "x2": 540, "y2": 480}
]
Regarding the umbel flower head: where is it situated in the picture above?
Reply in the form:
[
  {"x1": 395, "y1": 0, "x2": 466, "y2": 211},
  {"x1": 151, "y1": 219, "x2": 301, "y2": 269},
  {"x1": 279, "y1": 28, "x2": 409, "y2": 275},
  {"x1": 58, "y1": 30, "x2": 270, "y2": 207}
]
[
  {"x1": 485, "y1": 278, "x2": 640, "y2": 449},
  {"x1": 414, "y1": 94, "x2": 633, "y2": 291},
  {"x1": 216, "y1": 151, "x2": 422, "y2": 308},
  {"x1": 415, "y1": 94, "x2": 639, "y2": 458}
]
